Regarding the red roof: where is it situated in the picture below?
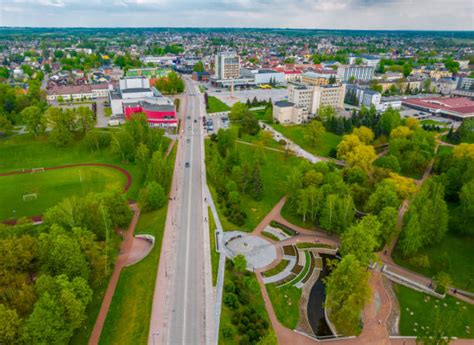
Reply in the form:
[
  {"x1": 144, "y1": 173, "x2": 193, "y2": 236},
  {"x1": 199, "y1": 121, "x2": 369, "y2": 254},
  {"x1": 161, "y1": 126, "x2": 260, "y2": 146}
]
[{"x1": 402, "y1": 97, "x2": 474, "y2": 117}]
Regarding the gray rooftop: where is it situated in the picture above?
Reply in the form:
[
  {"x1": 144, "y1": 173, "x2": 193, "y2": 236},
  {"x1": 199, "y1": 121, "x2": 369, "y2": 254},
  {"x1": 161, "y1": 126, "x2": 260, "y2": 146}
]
[{"x1": 275, "y1": 100, "x2": 295, "y2": 107}]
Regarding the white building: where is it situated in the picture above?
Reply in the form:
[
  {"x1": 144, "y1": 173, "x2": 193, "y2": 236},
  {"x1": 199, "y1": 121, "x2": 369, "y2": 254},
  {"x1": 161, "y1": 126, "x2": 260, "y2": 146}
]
[
  {"x1": 141, "y1": 55, "x2": 176, "y2": 66},
  {"x1": 241, "y1": 68, "x2": 285, "y2": 85},
  {"x1": 46, "y1": 83, "x2": 112, "y2": 102},
  {"x1": 214, "y1": 52, "x2": 240, "y2": 80},
  {"x1": 337, "y1": 65, "x2": 375, "y2": 82},
  {"x1": 348, "y1": 55, "x2": 381, "y2": 68}
]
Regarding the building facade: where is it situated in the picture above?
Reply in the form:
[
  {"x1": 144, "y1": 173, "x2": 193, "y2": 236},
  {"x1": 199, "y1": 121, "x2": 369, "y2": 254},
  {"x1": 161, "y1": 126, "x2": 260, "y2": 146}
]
[
  {"x1": 214, "y1": 52, "x2": 240, "y2": 80},
  {"x1": 337, "y1": 65, "x2": 375, "y2": 81}
]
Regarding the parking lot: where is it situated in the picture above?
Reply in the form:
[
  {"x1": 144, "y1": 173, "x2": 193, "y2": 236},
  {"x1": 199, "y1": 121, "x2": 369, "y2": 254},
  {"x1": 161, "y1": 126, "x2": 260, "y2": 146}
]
[
  {"x1": 203, "y1": 112, "x2": 229, "y2": 134},
  {"x1": 204, "y1": 85, "x2": 288, "y2": 107}
]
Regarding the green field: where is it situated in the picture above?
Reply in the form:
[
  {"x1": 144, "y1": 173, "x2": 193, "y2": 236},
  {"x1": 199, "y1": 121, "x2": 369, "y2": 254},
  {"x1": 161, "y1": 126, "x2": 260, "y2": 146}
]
[
  {"x1": 271, "y1": 123, "x2": 342, "y2": 158},
  {"x1": 206, "y1": 140, "x2": 305, "y2": 232},
  {"x1": 393, "y1": 231, "x2": 474, "y2": 292},
  {"x1": 421, "y1": 119, "x2": 448, "y2": 127},
  {"x1": 99, "y1": 145, "x2": 176, "y2": 345},
  {"x1": 394, "y1": 284, "x2": 474, "y2": 338},
  {"x1": 0, "y1": 166, "x2": 127, "y2": 219},
  {"x1": 207, "y1": 96, "x2": 230, "y2": 113},
  {"x1": 0, "y1": 133, "x2": 145, "y2": 198},
  {"x1": 266, "y1": 283, "x2": 301, "y2": 329},
  {"x1": 208, "y1": 206, "x2": 219, "y2": 286},
  {"x1": 263, "y1": 259, "x2": 289, "y2": 277}
]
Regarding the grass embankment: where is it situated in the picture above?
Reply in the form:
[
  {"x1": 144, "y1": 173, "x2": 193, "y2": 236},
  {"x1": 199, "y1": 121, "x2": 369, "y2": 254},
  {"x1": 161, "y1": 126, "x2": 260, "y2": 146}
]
[
  {"x1": 207, "y1": 96, "x2": 230, "y2": 113},
  {"x1": 296, "y1": 242, "x2": 335, "y2": 249},
  {"x1": 271, "y1": 123, "x2": 342, "y2": 158},
  {"x1": 263, "y1": 259, "x2": 290, "y2": 277},
  {"x1": 393, "y1": 231, "x2": 474, "y2": 292},
  {"x1": 98, "y1": 145, "x2": 177, "y2": 345},
  {"x1": 394, "y1": 284, "x2": 474, "y2": 338},
  {"x1": 266, "y1": 283, "x2": 301, "y2": 329},
  {"x1": 208, "y1": 206, "x2": 219, "y2": 286},
  {"x1": 206, "y1": 140, "x2": 305, "y2": 232},
  {"x1": 219, "y1": 260, "x2": 274, "y2": 344},
  {"x1": 0, "y1": 166, "x2": 126, "y2": 219}
]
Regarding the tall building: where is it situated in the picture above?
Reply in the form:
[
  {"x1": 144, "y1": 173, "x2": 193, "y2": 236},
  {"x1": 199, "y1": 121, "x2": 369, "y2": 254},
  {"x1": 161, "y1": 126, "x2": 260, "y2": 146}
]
[
  {"x1": 214, "y1": 52, "x2": 240, "y2": 80},
  {"x1": 337, "y1": 65, "x2": 375, "y2": 82},
  {"x1": 274, "y1": 83, "x2": 345, "y2": 124}
]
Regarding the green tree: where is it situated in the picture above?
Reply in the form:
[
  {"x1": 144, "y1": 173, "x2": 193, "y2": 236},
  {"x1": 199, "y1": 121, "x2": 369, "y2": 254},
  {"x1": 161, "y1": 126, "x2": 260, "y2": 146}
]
[
  {"x1": 45, "y1": 107, "x2": 75, "y2": 147},
  {"x1": 139, "y1": 181, "x2": 166, "y2": 211},
  {"x1": 21, "y1": 105, "x2": 45, "y2": 136},
  {"x1": 75, "y1": 106, "x2": 95, "y2": 134},
  {"x1": 250, "y1": 163, "x2": 264, "y2": 201},
  {"x1": 459, "y1": 180, "x2": 474, "y2": 233},
  {"x1": 304, "y1": 120, "x2": 325, "y2": 147},
  {"x1": 340, "y1": 215, "x2": 380, "y2": 265},
  {"x1": 433, "y1": 272, "x2": 452, "y2": 294},
  {"x1": 233, "y1": 254, "x2": 247, "y2": 273},
  {"x1": 0, "y1": 304, "x2": 21, "y2": 344},
  {"x1": 378, "y1": 207, "x2": 398, "y2": 245},
  {"x1": 366, "y1": 181, "x2": 400, "y2": 214},
  {"x1": 324, "y1": 255, "x2": 371, "y2": 336},
  {"x1": 229, "y1": 101, "x2": 248, "y2": 122},
  {"x1": 240, "y1": 111, "x2": 260, "y2": 136},
  {"x1": 193, "y1": 61, "x2": 205, "y2": 72}
]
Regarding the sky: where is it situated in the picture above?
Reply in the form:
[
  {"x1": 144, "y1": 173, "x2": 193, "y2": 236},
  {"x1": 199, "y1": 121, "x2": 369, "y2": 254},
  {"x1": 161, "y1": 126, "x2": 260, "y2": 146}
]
[{"x1": 1, "y1": 0, "x2": 473, "y2": 31}]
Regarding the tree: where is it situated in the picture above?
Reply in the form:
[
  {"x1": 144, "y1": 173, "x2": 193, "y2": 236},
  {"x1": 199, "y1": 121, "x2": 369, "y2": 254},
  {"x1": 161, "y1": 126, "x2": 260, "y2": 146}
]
[
  {"x1": 240, "y1": 111, "x2": 260, "y2": 136},
  {"x1": 459, "y1": 180, "x2": 474, "y2": 233},
  {"x1": 423, "y1": 78, "x2": 432, "y2": 93},
  {"x1": 378, "y1": 207, "x2": 398, "y2": 245},
  {"x1": 45, "y1": 107, "x2": 75, "y2": 147},
  {"x1": 193, "y1": 61, "x2": 205, "y2": 72},
  {"x1": 340, "y1": 215, "x2": 380, "y2": 265},
  {"x1": 250, "y1": 163, "x2": 264, "y2": 201},
  {"x1": 320, "y1": 194, "x2": 355, "y2": 234},
  {"x1": 317, "y1": 105, "x2": 337, "y2": 124},
  {"x1": 366, "y1": 181, "x2": 400, "y2": 214},
  {"x1": 324, "y1": 255, "x2": 371, "y2": 336},
  {"x1": 378, "y1": 107, "x2": 401, "y2": 136},
  {"x1": 0, "y1": 304, "x2": 21, "y2": 345},
  {"x1": 139, "y1": 181, "x2": 166, "y2": 211},
  {"x1": 433, "y1": 272, "x2": 452, "y2": 294},
  {"x1": 75, "y1": 106, "x2": 95, "y2": 134},
  {"x1": 233, "y1": 254, "x2": 247, "y2": 273},
  {"x1": 21, "y1": 105, "x2": 45, "y2": 136},
  {"x1": 304, "y1": 120, "x2": 325, "y2": 147},
  {"x1": 0, "y1": 115, "x2": 13, "y2": 134},
  {"x1": 352, "y1": 126, "x2": 374, "y2": 144},
  {"x1": 229, "y1": 101, "x2": 248, "y2": 122},
  {"x1": 135, "y1": 142, "x2": 150, "y2": 174}
]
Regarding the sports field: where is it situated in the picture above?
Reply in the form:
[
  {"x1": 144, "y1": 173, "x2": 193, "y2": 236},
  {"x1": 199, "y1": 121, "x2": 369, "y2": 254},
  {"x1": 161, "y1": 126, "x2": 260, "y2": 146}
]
[{"x1": 0, "y1": 165, "x2": 127, "y2": 220}]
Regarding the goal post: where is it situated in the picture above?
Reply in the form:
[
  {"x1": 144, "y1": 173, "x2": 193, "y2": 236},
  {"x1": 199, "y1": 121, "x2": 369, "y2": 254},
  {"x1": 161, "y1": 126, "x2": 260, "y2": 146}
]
[
  {"x1": 23, "y1": 193, "x2": 37, "y2": 201},
  {"x1": 31, "y1": 167, "x2": 45, "y2": 174}
]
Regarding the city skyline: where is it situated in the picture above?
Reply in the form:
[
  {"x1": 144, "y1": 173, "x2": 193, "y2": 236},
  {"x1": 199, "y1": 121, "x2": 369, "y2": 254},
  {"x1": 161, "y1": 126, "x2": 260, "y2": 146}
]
[{"x1": 1, "y1": 0, "x2": 473, "y2": 31}]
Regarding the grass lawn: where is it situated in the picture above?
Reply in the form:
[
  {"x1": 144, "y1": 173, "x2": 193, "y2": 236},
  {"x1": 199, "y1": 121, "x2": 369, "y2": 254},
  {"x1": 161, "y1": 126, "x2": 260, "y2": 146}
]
[
  {"x1": 219, "y1": 261, "x2": 273, "y2": 344},
  {"x1": 393, "y1": 231, "x2": 474, "y2": 292},
  {"x1": 271, "y1": 123, "x2": 342, "y2": 158},
  {"x1": 394, "y1": 284, "x2": 474, "y2": 338},
  {"x1": 208, "y1": 206, "x2": 219, "y2": 286},
  {"x1": 238, "y1": 130, "x2": 285, "y2": 150},
  {"x1": 296, "y1": 242, "x2": 335, "y2": 249},
  {"x1": 99, "y1": 145, "x2": 176, "y2": 345},
  {"x1": 280, "y1": 200, "x2": 319, "y2": 231},
  {"x1": 99, "y1": 208, "x2": 168, "y2": 345},
  {"x1": 263, "y1": 259, "x2": 289, "y2": 277},
  {"x1": 437, "y1": 145, "x2": 454, "y2": 157},
  {"x1": 0, "y1": 166, "x2": 126, "y2": 219},
  {"x1": 421, "y1": 119, "x2": 448, "y2": 127},
  {"x1": 207, "y1": 96, "x2": 230, "y2": 113},
  {"x1": 266, "y1": 283, "x2": 301, "y2": 329},
  {"x1": 206, "y1": 140, "x2": 305, "y2": 232},
  {"x1": 289, "y1": 251, "x2": 311, "y2": 286}
]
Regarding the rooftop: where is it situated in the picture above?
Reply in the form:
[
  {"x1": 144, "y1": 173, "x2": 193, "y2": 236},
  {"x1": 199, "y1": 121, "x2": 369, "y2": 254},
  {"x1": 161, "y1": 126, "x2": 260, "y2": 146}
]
[
  {"x1": 402, "y1": 97, "x2": 474, "y2": 117},
  {"x1": 275, "y1": 100, "x2": 295, "y2": 107}
]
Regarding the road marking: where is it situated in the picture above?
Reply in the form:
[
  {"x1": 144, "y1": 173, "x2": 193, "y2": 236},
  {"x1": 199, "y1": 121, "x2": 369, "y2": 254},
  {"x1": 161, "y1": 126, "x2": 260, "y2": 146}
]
[{"x1": 181, "y1": 82, "x2": 196, "y2": 345}]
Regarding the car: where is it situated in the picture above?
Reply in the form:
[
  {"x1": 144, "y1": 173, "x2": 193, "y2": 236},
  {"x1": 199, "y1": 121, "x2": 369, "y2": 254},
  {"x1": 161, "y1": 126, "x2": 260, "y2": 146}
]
[
  {"x1": 185, "y1": 162, "x2": 190, "y2": 168},
  {"x1": 194, "y1": 119, "x2": 197, "y2": 123},
  {"x1": 187, "y1": 116, "x2": 191, "y2": 119},
  {"x1": 187, "y1": 138, "x2": 191, "y2": 143}
]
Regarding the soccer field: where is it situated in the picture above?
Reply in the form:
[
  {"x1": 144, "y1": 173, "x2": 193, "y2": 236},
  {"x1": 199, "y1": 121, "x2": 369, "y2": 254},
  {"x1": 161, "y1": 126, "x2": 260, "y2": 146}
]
[{"x1": 0, "y1": 166, "x2": 128, "y2": 220}]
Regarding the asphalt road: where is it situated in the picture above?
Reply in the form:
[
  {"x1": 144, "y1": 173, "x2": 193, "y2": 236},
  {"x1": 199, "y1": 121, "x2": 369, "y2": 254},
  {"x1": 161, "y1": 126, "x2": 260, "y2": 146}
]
[{"x1": 167, "y1": 77, "x2": 207, "y2": 344}]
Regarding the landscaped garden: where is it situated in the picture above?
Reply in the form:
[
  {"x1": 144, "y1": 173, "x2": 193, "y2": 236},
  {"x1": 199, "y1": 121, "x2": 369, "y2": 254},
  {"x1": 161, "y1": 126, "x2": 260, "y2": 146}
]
[
  {"x1": 265, "y1": 283, "x2": 301, "y2": 329},
  {"x1": 394, "y1": 284, "x2": 474, "y2": 338}
]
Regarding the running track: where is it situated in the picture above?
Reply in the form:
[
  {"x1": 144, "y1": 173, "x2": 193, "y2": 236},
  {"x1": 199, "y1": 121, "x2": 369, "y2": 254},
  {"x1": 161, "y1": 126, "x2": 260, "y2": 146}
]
[{"x1": 1, "y1": 163, "x2": 133, "y2": 224}]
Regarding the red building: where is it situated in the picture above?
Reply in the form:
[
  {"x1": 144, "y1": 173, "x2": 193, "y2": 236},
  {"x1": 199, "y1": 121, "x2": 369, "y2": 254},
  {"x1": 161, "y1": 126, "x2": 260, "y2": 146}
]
[{"x1": 124, "y1": 101, "x2": 178, "y2": 127}]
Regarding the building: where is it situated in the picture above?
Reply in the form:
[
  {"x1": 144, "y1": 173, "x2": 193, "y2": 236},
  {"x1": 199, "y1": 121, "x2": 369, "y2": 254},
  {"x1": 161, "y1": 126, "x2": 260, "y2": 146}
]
[
  {"x1": 345, "y1": 85, "x2": 401, "y2": 111},
  {"x1": 214, "y1": 52, "x2": 240, "y2": 80},
  {"x1": 46, "y1": 83, "x2": 112, "y2": 102},
  {"x1": 109, "y1": 76, "x2": 177, "y2": 127},
  {"x1": 348, "y1": 55, "x2": 381, "y2": 68},
  {"x1": 402, "y1": 97, "x2": 474, "y2": 121},
  {"x1": 276, "y1": 83, "x2": 345, "y2": 124},
  {"x1": 141, "y1": 55, "x2": 176, "y2": 66},
  {"x1": 429, "y1": 69, "x2": 453, "y2": 80},
  {"x1": 241, "y1": 68, "x2": 284, "y2": 85},
  {"x1": 337, "y1": 65, "x2": 375, "y2": 82},
  {"x1": 301, "y1": 71, "x2": 332, "y2": 86},
  {"x1": 126, "y1": 68, "x2": 171, "y2": 79},
  {"x1": 273, "y1": 101, "x2": 306, "y2": 124},
  {"x1": 431, "y1": 78, "x2": 457, "y2": 95},
  {"x1": 192, "y1": 71, "x2": 210, "y2": 82}
]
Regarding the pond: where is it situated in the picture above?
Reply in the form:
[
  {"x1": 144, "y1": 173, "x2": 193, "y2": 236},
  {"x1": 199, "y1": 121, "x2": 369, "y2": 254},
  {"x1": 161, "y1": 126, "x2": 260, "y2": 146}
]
[{"x1": 306, "y1": 253, "x2": 336, "y2": 337}]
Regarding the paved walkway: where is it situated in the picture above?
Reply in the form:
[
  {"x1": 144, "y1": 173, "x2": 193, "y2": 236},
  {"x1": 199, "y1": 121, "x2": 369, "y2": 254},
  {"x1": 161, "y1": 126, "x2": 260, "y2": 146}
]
[{"x1": 89, "y1": 203, "x2": 140, "y2": 345}]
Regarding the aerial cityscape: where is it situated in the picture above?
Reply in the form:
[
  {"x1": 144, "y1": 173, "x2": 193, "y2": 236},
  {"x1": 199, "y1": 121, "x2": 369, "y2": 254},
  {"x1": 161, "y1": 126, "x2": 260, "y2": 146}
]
[{"x1": 0, "y1": 2, "x2": 473, "y2": 345}]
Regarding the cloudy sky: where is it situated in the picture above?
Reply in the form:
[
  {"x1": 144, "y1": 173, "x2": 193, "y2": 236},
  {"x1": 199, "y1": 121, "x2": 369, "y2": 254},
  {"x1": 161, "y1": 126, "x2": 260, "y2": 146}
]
[{"x1": 1, "y1": 0, "x2": 473, "y2": 30}]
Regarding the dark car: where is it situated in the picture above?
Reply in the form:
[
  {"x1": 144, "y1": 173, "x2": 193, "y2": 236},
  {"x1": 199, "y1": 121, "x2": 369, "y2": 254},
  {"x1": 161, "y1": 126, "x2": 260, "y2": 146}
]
[{"x1": 185, "y1": 162, "x2": 190, "y2": 168}]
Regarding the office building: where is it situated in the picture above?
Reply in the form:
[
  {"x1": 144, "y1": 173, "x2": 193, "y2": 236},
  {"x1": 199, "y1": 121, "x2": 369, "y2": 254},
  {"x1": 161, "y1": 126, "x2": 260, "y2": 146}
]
[
  {"x1": 241, "y1": 68, "x2": 284, "y2": 85},
  {"x1": 214, "y1": 52, "x2": 240, "y2": 80},
  {"x1": 337, "y1": 65, "x2": 375, "y2": 82}
]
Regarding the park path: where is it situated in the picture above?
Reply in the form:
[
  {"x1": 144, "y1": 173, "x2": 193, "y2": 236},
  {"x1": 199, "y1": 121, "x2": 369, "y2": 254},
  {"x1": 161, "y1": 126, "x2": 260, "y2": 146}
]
[{"x1": 88, "y1": 203, "x2": 140, "y2": 345}]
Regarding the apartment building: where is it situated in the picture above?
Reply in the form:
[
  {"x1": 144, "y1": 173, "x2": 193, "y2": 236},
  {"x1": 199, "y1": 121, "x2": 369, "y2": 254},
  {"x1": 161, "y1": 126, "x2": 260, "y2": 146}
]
[
  {"x1": 214, "y1": 52, "x2": 241, "y2": 79},
  {"x1": 311, "y1": 84, "x2": 346, "y2": 111},
  {"x1": 337, "y1": 65, "x2": 375, "y2": 81},
  {"x1": 301, "y1": 71, "x2": 331, "y2": 86}
]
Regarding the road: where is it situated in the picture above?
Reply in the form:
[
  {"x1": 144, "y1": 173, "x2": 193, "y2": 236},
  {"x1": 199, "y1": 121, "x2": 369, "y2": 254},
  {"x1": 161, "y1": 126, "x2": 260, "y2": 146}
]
[{"x1": 149, "y1": 76, "x2": 211, "y2": 345}]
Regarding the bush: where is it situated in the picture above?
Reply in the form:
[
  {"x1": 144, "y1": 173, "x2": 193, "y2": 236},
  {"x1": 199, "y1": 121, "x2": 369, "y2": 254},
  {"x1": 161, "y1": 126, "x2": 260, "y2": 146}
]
[{"x1": 224, "y1": 293, "x2": 238, "y2": 309}]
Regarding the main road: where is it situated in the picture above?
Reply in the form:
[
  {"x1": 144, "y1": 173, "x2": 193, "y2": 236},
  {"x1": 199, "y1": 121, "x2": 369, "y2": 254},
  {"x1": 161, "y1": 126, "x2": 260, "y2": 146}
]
[{"x1": 148, "y1": 76, "x2": 213, "y2": 345}]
